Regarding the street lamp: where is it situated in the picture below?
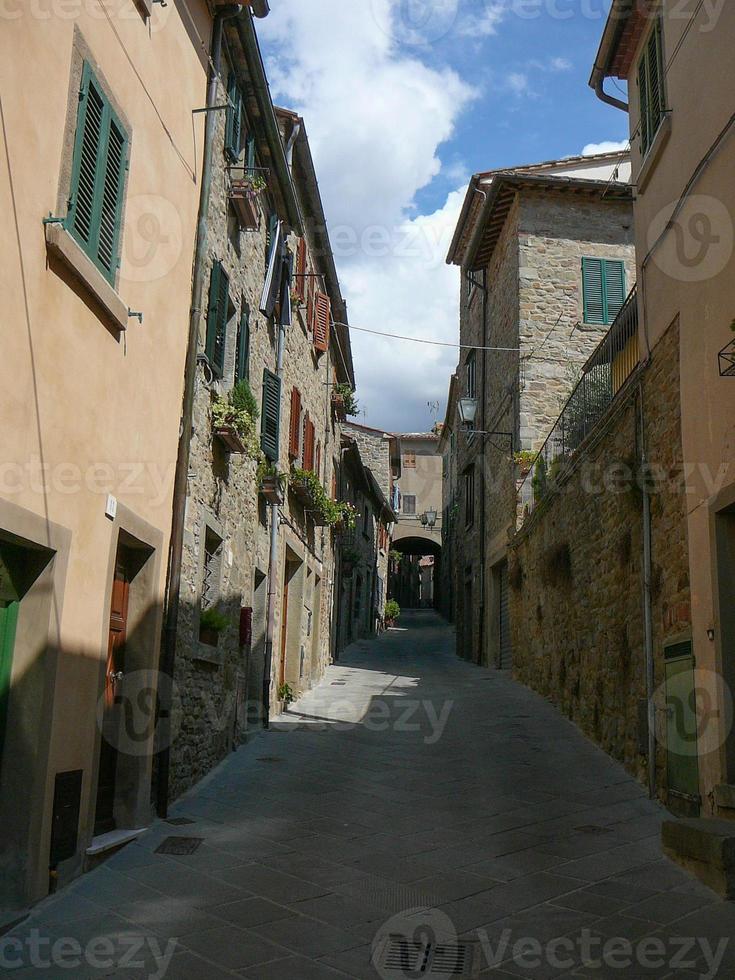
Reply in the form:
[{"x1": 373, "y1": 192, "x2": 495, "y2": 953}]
[
  {"x1": 420, "y1": 508, "x2": 437, "y2": 528},
  {"x1": 457, "y1": 397, "x2": 478, "y2": 428}
]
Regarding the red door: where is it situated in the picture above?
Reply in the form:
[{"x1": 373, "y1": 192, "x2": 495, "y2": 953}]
[{"x1": 94, "y1": 551, "x2": 130, "y2": 835}]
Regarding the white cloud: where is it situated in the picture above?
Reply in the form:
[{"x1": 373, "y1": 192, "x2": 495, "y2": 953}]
[
  {"x1": 258, "y1": 2, "x2": 476, "y2": 430},
  {"x1": 549, "y1": 57, "x2": 572, "y2": 71},
  {"x1": 582, "y1": 139, "x2": 630, "y2": 156},
  {"x1": 459, "y1": 1, "x2": 509, "y2": 37},
  {"x1": 506, "y1": 71, "x2": 532, "y2": 97}
]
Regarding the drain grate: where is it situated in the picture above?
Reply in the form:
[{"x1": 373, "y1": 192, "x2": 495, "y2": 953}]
[
  {"x1": 377, "y1": 938, "x2": 478, "y2": 978},
  {"x1": 331, "y1": 681, "x2": 347, "y2": 686},
  {"x1": 257, "y1": 756, "x2": 284, "y2": 763},
  {"x1": 155, "y1": 836, "x2": 204, "y2": 855},
  {"x1": 165, "y1": 817, "x2": 195, "y2": 826},
  {"x1": 575, "y1": 825, "x2": 613, "y2": 835}
]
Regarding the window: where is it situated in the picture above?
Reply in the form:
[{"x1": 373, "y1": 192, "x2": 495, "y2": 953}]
[
  {"x1": 294, "y1": 237, "x2": 307, "y2": 303},
  {"x1": 260, "y1": 369, "x2": 281, "y2": 461},
  {"x1": 582, "y1": 258, "x2": 626, "y2": 325},
  {"x1": 206, "y1": 261, "x2": 230, "y2": 375},
  {"x1": 466, "y1": 351, "x2": 477, "y2": 399},
  {"x1": 464, "y1": 467, "x2": 475, "y2": 527},
  {"x1": 638, "y1": 17, "x2": 665, "y2": 157},
  {"x1": 402, "y1": 494, "x2": 416, "y2": 516},
  {"x1": 303, "y1": 416, "x2": 315, "y2": 471},
  {"x1": 66, "y1": 62, "x2": 129, "y2": 284},
  {"x1": 235, "y1": 305, "x2": 250, "y2": 382},
  {"x1": 200, "y1": 525, "x2": 224, "y2": 645},
  {"x1": 225, "y1": 72, "x2": 243, "y2": 162},
  {"x1": 363, "y1": 506, "x2": 369, "y2": 536},
  {"x1": 403, "y1": 451, "x2": 416, "y2": 469}
]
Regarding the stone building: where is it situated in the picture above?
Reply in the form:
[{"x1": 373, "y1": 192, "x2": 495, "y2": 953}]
[
  {"x1": 445, "y1": 152, "x2": 635, "y2": 668},
  {"x1": 0, "y1": 4, "x2": 211, "y2": 911},
  {"x1": 590, "y1": 0, "x2": 735, "y2": 850},
  {"x1": 333, "y1": 434, "x2": 397, "y2": 655},
  {"x1": 437, "y1": 376, "x2": 459, "y2": 623},
  {"x1": 164, "y1": 20, "x2": 354, "y2": 802},
  {"x1": 391, "y1": 432, "x2": 443, "y2": 607}
]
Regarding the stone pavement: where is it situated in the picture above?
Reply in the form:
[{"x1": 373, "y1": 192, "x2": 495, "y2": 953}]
[{"x1": 4, "y1": 610, "x2": 735, "y2": 979}]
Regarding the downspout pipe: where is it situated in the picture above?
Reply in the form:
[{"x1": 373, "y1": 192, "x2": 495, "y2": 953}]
[
  {"x1": 262, "y1": 318, "x2": 286, "y2": 729},
  {"x1": 639, "y1": 383, "x2": 656, "y2": 798},
  {"x1": 594, "y1": 76, "x2": 629, "y2": 114},
  {"x1": 156, "y1": 5, "x2": 243, "y2": 818}
]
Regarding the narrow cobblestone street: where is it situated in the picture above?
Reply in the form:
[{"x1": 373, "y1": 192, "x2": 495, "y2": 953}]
[{"x1": 6, "y1": 611, "x2": 735, "y2": 979}]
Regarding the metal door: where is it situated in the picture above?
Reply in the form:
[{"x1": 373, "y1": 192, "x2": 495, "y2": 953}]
[{"x1": 664, "y1": 641, "x2": 700, "y2": 807}]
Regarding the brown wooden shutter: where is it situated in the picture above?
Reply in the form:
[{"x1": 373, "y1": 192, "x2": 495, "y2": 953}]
[
  {"x1": 289, "y1": 387, "x2": 301, "y2": 458},
  {"x1": 306, "y1": 274, "x2": 315, "y2": 333},
  {"x1": 304, "y1": 417, "x2": 315, "y2": 471},
  {"x1": 314, "y1": 291, "x2": 331, "y2": 352},
  {"x1": 315, "y1": 441, "x2": 321, "y2": 479},
  {"x1": 294, "y1": 238, "x2": 307, "y2": 303}
]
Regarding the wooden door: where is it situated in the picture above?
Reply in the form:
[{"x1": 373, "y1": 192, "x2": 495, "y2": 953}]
[
  {"x1": 94, "y1": 552, "x2": 130, "y2": 835},
  {"x1": 278, "y1": 569, "x2": 290, "y2": 690},
  {"x1": 0, "y1": 600, "x2": 19, "y2": 771}
]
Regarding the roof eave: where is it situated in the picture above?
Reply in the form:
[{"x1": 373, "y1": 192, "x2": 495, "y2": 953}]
[{"x1": 589, "y1": 0, "x2": 634, "y2": 90}]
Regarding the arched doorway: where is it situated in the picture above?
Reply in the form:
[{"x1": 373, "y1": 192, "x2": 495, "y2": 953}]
[{"x1": 388, "y1": 535, "x2": 442, "y2": 610}]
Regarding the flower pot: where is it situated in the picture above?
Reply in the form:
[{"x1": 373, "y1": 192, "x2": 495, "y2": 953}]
[
  {"x1": 290, "y1": 478, "x2": 313, "y2": 507},
  {"x1": 259, "y1": 476, "x2": 283, "y2": 504},
  {"x1": 228, "y1": 180, "x2": 260, "y2": 230},
  {"x1": 199, "y1": 626, "x2": 220, "y2": 647},
  {"x1": 214, "y1": 424, "x2": 247, "y2": 454},
  {"x1": 331, "y1": 392, "x2": 347, "y2": 422}
]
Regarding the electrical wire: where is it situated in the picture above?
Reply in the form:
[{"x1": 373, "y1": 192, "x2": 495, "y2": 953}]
[{"x1": 335, "y1": 322, "x2": 520, "y2": 354}]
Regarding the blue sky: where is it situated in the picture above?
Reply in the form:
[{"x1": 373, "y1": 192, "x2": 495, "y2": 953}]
[{"x1": 259, "y1": 1, "x2": 628, "y2": 432}]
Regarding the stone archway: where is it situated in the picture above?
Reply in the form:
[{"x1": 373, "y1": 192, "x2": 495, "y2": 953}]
[{"x1": 389, "y1": 535, "x2": 442, "y2": 610}]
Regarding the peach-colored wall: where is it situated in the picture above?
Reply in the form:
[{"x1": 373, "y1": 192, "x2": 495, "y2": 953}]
[
  {"x1": 626, "y1": 1, "x2": 735, "y2": 805},
  {"x1": 0, "y1": 5, "x2": 209, "y2": 902}
]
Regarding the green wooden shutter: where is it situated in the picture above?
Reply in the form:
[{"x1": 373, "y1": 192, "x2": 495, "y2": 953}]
[
  {"x1": 265, "y1": 212, "x2": 278, "y2": 272},
  {"x1": 582, "y1": 257, "x2": 605, "y2": 325},
  {"x1": 66, "y1": 62, "x2": 128, "y2": 283},
  {"x1": 638, "y1": 56, "x2": 650, "y2": 155},
  {"x1": 246, "y1": 136, "x2": 256, "y2": 173},
  {"x1": 604, "y1": 261, "x2": 626, "y2": 323},
  {"x1": 639, "y1": 18, "x2": 664, "y2": 155},
  {"x1": 235, "y1": 306, "x2": 250, "y2": 382},
  {"x1": 206, "y1": 260, "x2": 229, "y2": 375},
  {"x1": 260, "y1": 368, "x2": 282, "y2": 461},
  {"x1": 0, "y1": 601, "x2": 19, "y2": 765},
  {"x1": 225, "y1": 73, "x2": 242, "y2": 162}
]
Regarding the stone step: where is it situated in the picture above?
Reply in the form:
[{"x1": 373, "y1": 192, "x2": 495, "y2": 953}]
[{"x1": 662, "y1": 817, "x2": 735, "y2": 899}]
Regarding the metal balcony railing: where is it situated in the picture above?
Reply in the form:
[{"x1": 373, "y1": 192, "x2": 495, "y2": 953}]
[{"x1": 518, "y1": 285, "x2": 639, "y2": 521}]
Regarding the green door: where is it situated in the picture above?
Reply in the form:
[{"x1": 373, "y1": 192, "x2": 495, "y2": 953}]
[
  {"x1": 0, "y1": 600, "x2": 19, "y2": 764},
  {"x1": 665, "y1": 641, "x2": 700, "y2": 805}
]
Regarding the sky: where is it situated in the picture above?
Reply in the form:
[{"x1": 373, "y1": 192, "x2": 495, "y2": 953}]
[{"x1": 258, "y1": 0, "x2": 629, "y2": 433}]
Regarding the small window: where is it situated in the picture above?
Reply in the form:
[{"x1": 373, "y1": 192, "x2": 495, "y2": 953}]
[
  {"x1": 403, "y1": 451, "x2": 416, "y2": 469},
  {"x1": 66, "y1": 62, "x2": 129, "y2": 284},
  {"x1": 206, "y1": 261, "x2": 230, "y2": 376},
  {"x1": 402, "y1": 494, "x2": 416, "y2": 516},
  {"x1": 466, "y1": 351, "x2": 477, "y2": 399},
  {"x1": 201, "y1": 527, "x2": 223, "y2": 610},
  {"x1": 464, "y1": 468, "x2": 475, "y2": 527},
  {"x1": 582, "y1": 258, "x2": 626, "y2": 326},
  {"x1": 225, "y1": 72, "x2": 243, "y2": 162},
  {"x1": 235, "y1": 306, "x2": 250, "y2": 382},
  {"x1": 638, "y1": 17, "x2": 665, "y2": 157}
]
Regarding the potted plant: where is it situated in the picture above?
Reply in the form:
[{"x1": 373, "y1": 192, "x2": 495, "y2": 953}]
[
  {"x1": 333, "y1": 502, "x2": 357, "y2": 534},
  {"x1": 384, "y1": 599, "x2": 401, "y2": 628},
  {"x1": 199, "y1": 606, "x2": 230, "y2": 647},
  {"x1": 258, "y1": 461, "x2": 286, "y2": 504},
  {"x1": 212, "y1": 380, "x2": 260, "y2": 457},
  {"x1": 228, "y1": 170, "x2": 267, "y2": 230},
  {"x1": 513, "y1": 450, "x2": 537, "y2": 479},
  {"x1": 331, "y1": 383, "x2": 359, "y2": 421},
  {"x1": 277, "y1": 682, "x2": 295, "y2": 707}
]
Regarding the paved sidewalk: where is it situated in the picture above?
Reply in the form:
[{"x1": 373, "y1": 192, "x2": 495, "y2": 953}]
[{"x1": 4, "y1": 610, "x2": 735, "y2": 978}]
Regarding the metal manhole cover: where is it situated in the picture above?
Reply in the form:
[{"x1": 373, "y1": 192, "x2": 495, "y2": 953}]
[
  {"x1": 575, "y1": 825, "x2": 613, "y2": 835},
  {"x1": 165, "y1": 817, "x2": 195, "y2": 826},
  {"x1": 155, "y1": 836, "x2": 204, "y2": 855},
  {"x1": 377, "y1": 937, "x2": 478, "y2": 978}
]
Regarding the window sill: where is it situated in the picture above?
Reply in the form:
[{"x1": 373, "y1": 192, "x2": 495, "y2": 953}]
[
  {"x1": 45, "y1": 224, "x2": 129, "y2": 330},
  {"x1": 636, "y1": 113, "x2": 672, "y2": 195}
]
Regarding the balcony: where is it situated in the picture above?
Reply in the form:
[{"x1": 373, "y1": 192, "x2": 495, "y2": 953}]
[{"x1": 518, "y1": 286, "x2": 640, "y2": 522}]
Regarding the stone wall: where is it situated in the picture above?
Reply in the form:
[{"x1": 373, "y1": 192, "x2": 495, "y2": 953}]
[
  {"x1": 169, "y1": 58, "x2": 343, "y2": 801},
  {"x1": 518, "y1": 191, "x2": 636, "y2": 449},
  {"x1": 509, "y1": 319, "x2": 689, "y2": 796}
]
